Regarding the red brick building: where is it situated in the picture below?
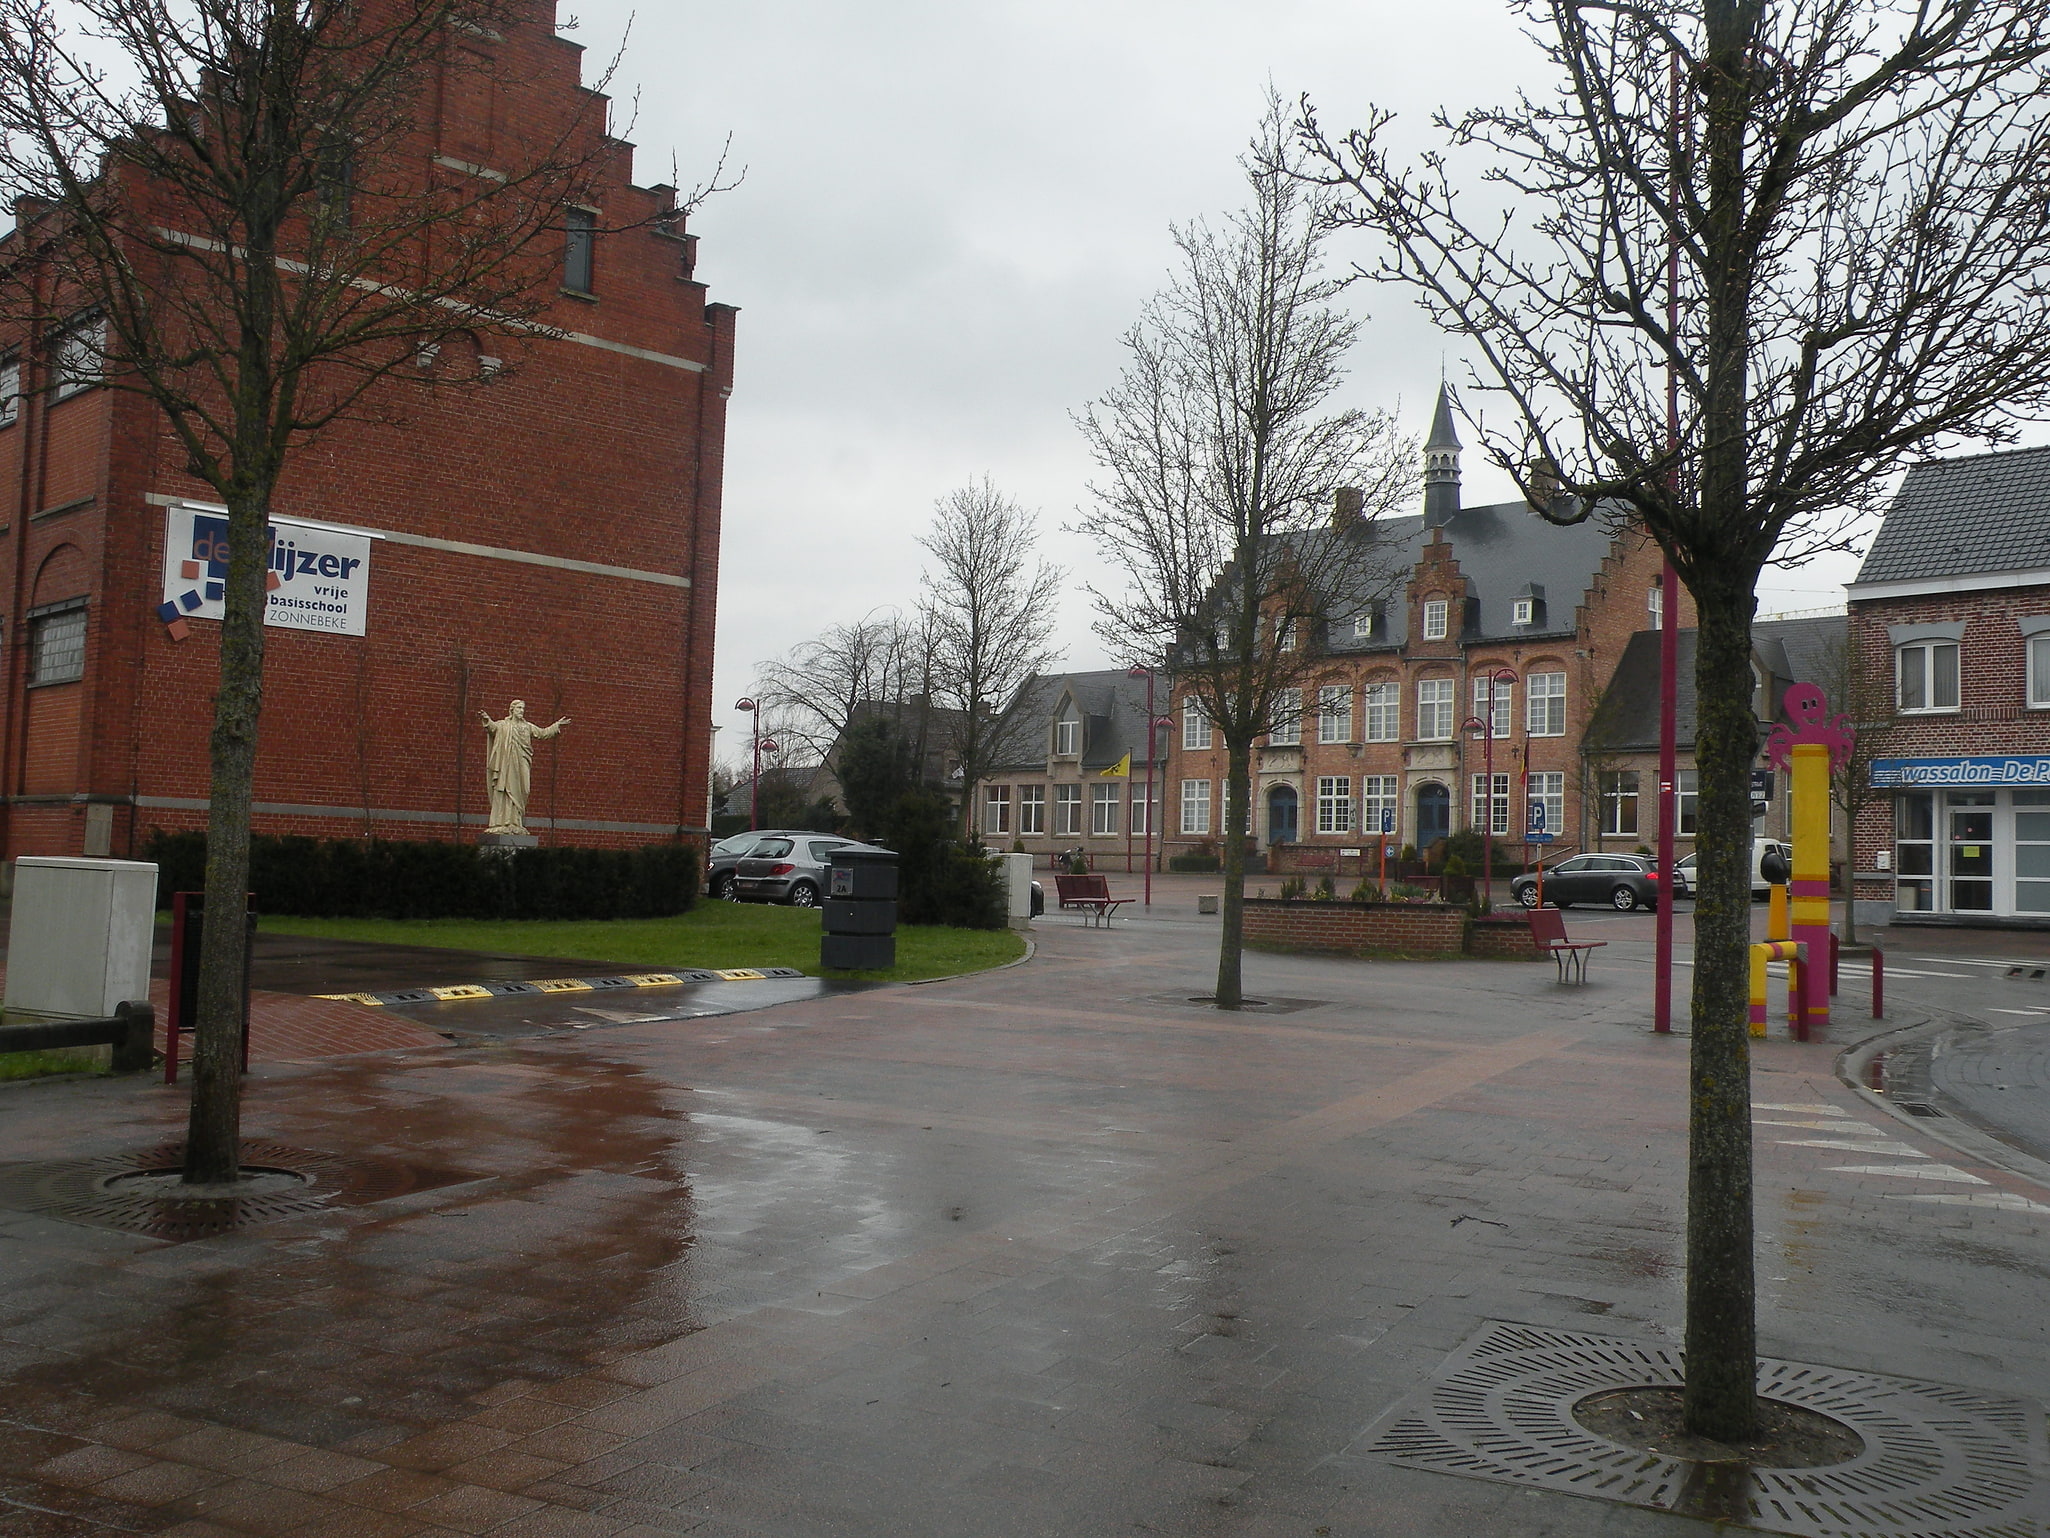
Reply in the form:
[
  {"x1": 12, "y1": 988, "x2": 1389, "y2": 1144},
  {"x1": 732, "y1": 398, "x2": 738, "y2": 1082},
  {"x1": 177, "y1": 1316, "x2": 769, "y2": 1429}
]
[
  {"x1": 0, "y1": 3, "x2": 731, "y2": 862},
  {"x1": 1161, "y1": 387, "x2": 1697, "y2": 873},
  {"x1": 1846, "y1": 447, "x2": 2050, "y2": 929}
]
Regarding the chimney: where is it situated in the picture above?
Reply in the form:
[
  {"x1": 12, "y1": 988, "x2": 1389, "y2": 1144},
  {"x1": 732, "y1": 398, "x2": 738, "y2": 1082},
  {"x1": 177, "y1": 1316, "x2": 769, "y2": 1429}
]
[{"x1": 1331, "y1": 485, "x2": 1363, "y2": 530}]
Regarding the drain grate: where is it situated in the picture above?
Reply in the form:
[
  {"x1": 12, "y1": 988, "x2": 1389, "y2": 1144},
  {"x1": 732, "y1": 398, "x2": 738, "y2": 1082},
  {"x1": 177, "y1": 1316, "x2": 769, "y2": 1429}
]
[
  {"x1": 1364, "y1": 1320, "x2": 2046, "y2": 1536},
  {"x1": 0, "y1": 1140, "x2": 481, "y2": 1241}
]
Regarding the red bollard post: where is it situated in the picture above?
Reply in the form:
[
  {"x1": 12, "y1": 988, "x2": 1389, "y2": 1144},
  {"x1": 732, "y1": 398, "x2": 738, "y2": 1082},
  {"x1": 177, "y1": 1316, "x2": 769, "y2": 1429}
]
[
  {"x1": 1829, "y1": 930, "x2": 1840, "y2": 997},
  {"x1": 1872, "y1": 946, "x2": 1884, "y2": 1019}
]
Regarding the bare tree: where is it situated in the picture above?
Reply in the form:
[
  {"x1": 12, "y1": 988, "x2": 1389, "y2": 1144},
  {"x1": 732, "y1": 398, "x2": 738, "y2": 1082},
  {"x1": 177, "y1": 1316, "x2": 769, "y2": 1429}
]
[
  {"x1": 1074, "y1": 94, "x2": 1412, "y2": 1009},
  {"x1": 919, "y1": 478, "x2": 1063, "y2": 830},
  {"x1": 1814, "y1": 625, "x2": 1892, "y2": 945},
  {"x1": 0, "y1": 0, "x2": 725, "y2": 1185},
  {"x1": 754, "y1": 610, "x2": 938, "y2": 769},
  {"x1": 1300, "y1": 0, "x2": 2050, "y2": 1438}
]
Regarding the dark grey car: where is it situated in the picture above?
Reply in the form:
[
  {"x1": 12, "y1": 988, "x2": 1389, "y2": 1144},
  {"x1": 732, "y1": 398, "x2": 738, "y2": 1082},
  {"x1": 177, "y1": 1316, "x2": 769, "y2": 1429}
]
[
  {"x1": 706, "y1": 829, "x2": 815, "y2": 900},
  {"x1": 1511, "y1": 853, "x2": 1663, "y2": 911},
  {"x1": 729, "y1": 835, "x2": 852, "y2": 907}
]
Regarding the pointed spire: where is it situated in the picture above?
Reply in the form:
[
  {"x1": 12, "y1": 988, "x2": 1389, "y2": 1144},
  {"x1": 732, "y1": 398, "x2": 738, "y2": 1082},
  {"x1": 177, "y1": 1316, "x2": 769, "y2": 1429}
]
[{"x1": 1422, "y1": 383, "x2": 1462, "y2": 527}]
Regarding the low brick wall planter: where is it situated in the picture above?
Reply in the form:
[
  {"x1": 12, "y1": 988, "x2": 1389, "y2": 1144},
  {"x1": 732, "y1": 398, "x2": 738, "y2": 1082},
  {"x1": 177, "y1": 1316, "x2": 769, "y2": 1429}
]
[{"x1": 1241, "y1": 899, "x2": 1544, "y2": 961}]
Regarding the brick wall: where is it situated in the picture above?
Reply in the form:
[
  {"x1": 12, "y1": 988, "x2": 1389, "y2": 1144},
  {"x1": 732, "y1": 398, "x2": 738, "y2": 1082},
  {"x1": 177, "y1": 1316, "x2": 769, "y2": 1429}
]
[
  {"x1": 1241, "y1": 898, "x2": 1469, "y2": 958},
  {"x1": 0, "y1": 0, "x2": 731, "y2": 861}
]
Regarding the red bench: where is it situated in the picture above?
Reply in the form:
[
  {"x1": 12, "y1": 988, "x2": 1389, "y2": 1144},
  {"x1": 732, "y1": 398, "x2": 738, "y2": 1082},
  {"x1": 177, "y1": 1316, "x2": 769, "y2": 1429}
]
[
  {"x1": 1529, "y1": 908, "x2": 1605, "y2": 983},
  {"x1": 1054, "y1": 873, "x2": 1132, "y2": 927}
]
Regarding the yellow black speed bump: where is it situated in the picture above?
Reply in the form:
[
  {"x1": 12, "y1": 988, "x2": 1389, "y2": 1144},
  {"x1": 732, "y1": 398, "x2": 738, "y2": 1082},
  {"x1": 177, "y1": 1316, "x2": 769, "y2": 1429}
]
[{"x1": 320, "y1": 968, "x2": 805, "y2": 1008}]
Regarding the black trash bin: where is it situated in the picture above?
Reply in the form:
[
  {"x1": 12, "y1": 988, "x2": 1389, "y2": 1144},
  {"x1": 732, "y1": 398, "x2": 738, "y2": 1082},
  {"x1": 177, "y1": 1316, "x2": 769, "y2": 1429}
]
[{"x1": 822, "y1": 843, "x2": 898, "y2": 971}]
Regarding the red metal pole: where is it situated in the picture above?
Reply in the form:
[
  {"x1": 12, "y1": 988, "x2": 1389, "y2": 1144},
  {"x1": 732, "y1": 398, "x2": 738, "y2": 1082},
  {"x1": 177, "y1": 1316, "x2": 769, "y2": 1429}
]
[
  {"x1": 1144, "y1": 670, "x2": 1155, "y2": 907},
  {"x1": 750, "y1": 715, "x2": 761, "y2": 831},
  {"x1": 1654, "y1": 50, "x2": 1683, "y2": 1035},
  {"x1": 1872, "y1": 946, "x2": 1884, "y2": 1019},
  {"x1": 1482, "y1": 707, "x2": 1494, "y2": 911}
]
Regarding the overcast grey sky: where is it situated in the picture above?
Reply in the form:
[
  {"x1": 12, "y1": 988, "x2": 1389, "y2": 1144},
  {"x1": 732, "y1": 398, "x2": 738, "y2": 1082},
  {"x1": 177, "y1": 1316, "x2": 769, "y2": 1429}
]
[{"x1": 573, "y1": 0, "x2": 1873, "y2": 766}]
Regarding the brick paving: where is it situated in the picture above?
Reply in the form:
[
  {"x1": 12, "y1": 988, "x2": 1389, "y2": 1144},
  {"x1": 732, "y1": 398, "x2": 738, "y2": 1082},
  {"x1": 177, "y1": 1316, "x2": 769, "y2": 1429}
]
[{"x1": 0, "y1": 901, "x2": 2045, "y2": 1536}]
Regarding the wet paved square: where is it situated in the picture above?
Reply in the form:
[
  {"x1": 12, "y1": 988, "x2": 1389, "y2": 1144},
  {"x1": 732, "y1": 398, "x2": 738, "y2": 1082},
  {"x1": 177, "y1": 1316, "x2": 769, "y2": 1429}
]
[{"x1": 2, "y1": 899, "x2": 2045, "y2": 1535}]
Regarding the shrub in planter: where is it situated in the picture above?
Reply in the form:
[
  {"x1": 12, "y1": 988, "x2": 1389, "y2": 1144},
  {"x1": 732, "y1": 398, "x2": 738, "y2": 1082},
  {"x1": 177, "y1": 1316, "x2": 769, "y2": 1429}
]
[
  {"x1": 878, "y1": 790, "x2": 1006, "y2": 930},
  {"x1": 1168, "y1": 852, "x2": 1222, "y2": 873}
]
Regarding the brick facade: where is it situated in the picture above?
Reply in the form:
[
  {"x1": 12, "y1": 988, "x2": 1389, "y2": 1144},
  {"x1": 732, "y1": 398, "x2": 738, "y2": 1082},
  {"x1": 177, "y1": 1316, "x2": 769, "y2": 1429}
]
[
  {"x1": 0, "y1": 1, "x2": 730, "y2": 862},
  {"x1": 1239, "y1": 898, "x2": 1544, "y2": 960}
]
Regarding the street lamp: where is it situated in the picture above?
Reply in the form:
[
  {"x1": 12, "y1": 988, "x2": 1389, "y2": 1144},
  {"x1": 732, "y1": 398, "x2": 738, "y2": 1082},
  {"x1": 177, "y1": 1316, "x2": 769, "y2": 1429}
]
[
  {"x1": 734, "y1": 697, "x2": 763, "y2": 830},
  {"x1": 1461, "y1": 667, "x2": 1520, "y2": 908},
  {"x1": 1127, "y1": 665, "x2": 1167, "y2": 907}
]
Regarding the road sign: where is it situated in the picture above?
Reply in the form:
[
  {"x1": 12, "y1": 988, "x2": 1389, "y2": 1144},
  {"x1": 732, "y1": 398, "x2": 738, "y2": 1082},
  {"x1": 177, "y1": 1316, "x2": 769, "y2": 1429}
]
[
  {"x1": 1750, "y1": 768, "x2": 1773, "y2": 800},
  {"x1": 1527, "y1": 802, "x2": 1547, "y2": 833},
  {"x1": 1526, "y1": 832, "x2": 1556, "y2": 844}
]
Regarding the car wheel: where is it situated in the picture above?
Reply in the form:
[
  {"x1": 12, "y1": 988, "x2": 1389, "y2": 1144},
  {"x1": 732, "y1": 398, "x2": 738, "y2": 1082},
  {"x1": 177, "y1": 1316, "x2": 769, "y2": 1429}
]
[
  {"x1": 1611, "y1": 885, "x2": 1639, "y2": 911},
  {"x1": 787, "y1": 881, "x2": 820, "y2": 909},
  {"x1": 1517, "y1": 885, "x2": 1540, "y2": 909},
  {"x1": 708, "y1": 872, "x2": 733, "y2": 901}
]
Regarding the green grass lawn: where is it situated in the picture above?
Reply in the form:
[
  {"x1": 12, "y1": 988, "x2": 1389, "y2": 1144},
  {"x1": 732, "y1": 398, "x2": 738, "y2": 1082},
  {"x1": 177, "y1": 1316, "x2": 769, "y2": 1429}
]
[{"x1": 257, "y1": 900, "x2": 1025, "y2": 983}]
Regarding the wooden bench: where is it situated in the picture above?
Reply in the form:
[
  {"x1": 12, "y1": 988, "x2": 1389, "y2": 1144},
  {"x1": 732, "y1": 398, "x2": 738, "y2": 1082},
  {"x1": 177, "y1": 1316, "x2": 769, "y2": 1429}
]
[
  {"x1": 1054, "y1": 873, "x2": 1132, "y2": 927},
  {"x1": 1529, "y1": 908, "x2": 1605, "y2": 983}
]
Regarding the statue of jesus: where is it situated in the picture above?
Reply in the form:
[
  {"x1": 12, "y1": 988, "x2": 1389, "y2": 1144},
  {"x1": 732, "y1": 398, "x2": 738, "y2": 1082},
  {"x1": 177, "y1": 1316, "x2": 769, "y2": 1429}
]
[{"x1": 479, "y1": 700, "x2": 569, "y2": 835}]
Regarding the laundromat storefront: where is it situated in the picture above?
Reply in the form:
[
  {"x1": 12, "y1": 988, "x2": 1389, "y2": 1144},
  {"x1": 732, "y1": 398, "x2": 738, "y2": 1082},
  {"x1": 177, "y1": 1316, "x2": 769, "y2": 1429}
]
[{"x1": 1875, "y1": 756, "x2": 2050, "y2": 917}]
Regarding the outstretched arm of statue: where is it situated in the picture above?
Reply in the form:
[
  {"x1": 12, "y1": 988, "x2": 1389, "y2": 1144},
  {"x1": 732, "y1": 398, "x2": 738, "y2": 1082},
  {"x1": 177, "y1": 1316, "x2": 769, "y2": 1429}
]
[
  {"x1": 478, "y1": 710, "x2": 495, "y2": 727},
  {"x1": 539, "y1": 717, "x2": 570, "y2": 737}
]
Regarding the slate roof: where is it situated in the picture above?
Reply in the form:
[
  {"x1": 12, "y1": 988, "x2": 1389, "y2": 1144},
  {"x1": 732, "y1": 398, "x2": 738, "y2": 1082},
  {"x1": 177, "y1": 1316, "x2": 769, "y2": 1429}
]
[
  {"x1": 1583, "y1": 614, "x2": 1846, "y2": 753},
  {"x1": 986, "y1": 668, "x2": 1164, "y2": 774},
  {"x1": 1854, "y1": 444, "x2": 2050, "y2": 585},
  {"x1": 1324, "y1": 499, "x2": 1621, "y2": 650}
]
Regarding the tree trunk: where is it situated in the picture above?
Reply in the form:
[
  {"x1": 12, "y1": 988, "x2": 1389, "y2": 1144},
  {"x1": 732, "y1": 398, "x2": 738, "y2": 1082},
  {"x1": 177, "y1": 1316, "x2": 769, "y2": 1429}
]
[
  {"x1": 182, "y1": 488, "x2": 270, "y2": 1185},
  {"x1": 1214, "y1": 735, "x2": 1252, "y2": 1008}
]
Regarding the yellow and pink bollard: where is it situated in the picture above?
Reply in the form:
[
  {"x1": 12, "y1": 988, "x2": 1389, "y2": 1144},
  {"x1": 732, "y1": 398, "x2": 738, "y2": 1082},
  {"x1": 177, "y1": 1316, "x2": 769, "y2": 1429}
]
[{"x1": 1764, "y1": 684, "x2": 1855, "y2": 1043}]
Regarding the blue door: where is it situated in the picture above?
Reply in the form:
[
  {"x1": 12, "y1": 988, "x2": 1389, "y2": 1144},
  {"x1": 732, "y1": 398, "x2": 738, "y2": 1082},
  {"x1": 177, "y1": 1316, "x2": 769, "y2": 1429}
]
[
  {"x1": 1267, "y1": 784, "x2": 1299, "y2": 845},
  {"x1": 1416, "y1": 782, "x2": 1450, "y2": 851}
]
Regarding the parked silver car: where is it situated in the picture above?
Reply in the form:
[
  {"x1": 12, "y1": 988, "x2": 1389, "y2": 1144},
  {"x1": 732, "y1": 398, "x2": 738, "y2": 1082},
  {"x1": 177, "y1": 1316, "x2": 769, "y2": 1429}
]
[
  {"x1": 729, "y1": 835, "x2": 853, "y2": 907},
  {"x1": 706, "y1": 829, "x2": 822, "y2": 900}
]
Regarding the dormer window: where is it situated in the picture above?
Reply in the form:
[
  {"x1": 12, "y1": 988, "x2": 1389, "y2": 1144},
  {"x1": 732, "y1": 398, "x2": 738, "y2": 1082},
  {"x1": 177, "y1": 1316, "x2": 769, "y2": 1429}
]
[
  {"x1": 1054, "y1": 717, "x2": 1079, "y2": 755},
  {"x1": 1352, "y1": 606, "x2": 1379, "y2": 639},
  {"x1": 1511, "y1": 598, "x2": 1533, "y2": 626},
  {"x1": 1276, "y1": 617, "x2": 1296, "y2": 653},
  {"x1": 1422, "y1": 599, "x2": 1449, "y2": 641}
]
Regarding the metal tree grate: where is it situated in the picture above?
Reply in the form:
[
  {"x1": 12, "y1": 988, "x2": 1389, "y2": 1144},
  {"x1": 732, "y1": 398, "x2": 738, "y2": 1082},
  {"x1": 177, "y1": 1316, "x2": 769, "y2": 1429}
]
[
  {"x1": 0, "y1": 1140, "x2": 480, "y2": 1241},
  {"x1": 1364, "y1": 1321, "x2": 2046, "y2": 1537}
]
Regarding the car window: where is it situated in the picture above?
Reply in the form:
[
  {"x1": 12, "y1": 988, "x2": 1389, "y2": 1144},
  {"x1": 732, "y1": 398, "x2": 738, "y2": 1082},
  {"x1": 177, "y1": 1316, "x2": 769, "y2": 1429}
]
[
  {"x1": 750, "y1": 839, "x2": 794, "y2": 858},
  {"x1": 713, "y1": 833, "x2": 761, "y2": 856},
  {"x1": 1556, "y1": 857, "x2": 1590, "y2": 872},
  {"x1": 802, "y1": 840, "x2": 843, "y2": 862},
  {"x1": 1590, "y1": 857, "x2": 1629, "y2": 871}
]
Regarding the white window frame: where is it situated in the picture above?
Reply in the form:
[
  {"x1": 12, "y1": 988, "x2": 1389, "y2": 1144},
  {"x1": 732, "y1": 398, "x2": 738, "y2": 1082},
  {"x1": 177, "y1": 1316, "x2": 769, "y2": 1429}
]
[
  {"x1": 1511, "y1": 597, "x2": 1533, "y2": 626},
  {"x1": 52, "y1": 316, "x2": 102, "y2": 400},
  {"x1": 1647, "y1": 583, "x2": 1664, "y2": 629},
  {"x1": 1054, "y1": 783, "x2": 1083, "y2": 836},
  {"x1": 1601, "y1": 770, "x2": 1640, "y2": 837},
  {"x1": 0, "y1": 355, "x2": 18, "y2": 428},
  {"x1": 1528, "y1": 772, "x2": 1565, "y2": 841},
  {"x1": 1182, "y1": 697, "x2": 1212, "y2": 750},
  {"x1": 1315, "y1": 776, "x2": 1353, "y2": 835},
  {"x1": 1019, "y1": 784, "x2": 1046, "y2": 835},
  {"x1": 1526, "y1": 672, "x2": 1566, "y2": 736},
  {"x1": 1362, "y1": 681, "x2": 1399, "y2": 742},
  {"x1": 984, "y1": 785, "x2": 1011, "y2": 836},
  {"x1": 1269, "y1": 688, "x2": 1301, "y2": 747},
  {"x1": 564, "y1": 206, "x2": 598, "y2": 294},
  {"x1": 1276, "y1": 617, "x2": 1296, "y2": 653},
  {"x1": 1677, "y1": 768, "x2": 1699, "y2": 836},
  {"x1": 1317, "y1": 685, "x2": 1352, "y2": 744},
  {"x1": 1472, "y1": 676, "x2": 1512, "y2": 738},
  {"x1": 2031, "y1": 634, "x2": 2050, "y2": 709},
  {"x1": 1180, "y1": 779, "x2": 1211, "y2": 835},
  {"x1": 1054, "y1": 717, "x2": 1079, "y2": 755},
  {"x1": 1471, "y1": 773, "x2": 1511, "y2": 836},
  {"x1": 1896, "y1": 641, "x2": 1960, "y2": 713},
  {"x1": 1417, "y1": 678, "x2": 1454, "y2": 741},
  {"x1": 1361, "y1": 775, "x2": 1400, "y2": 840},
  {"x1": 1090, "y1": 782, "x2": 1120, "y2": 836},
  {"x1": 27, "y1": 602, "x2": 88, "y2": 686},
  {"x1": 1422, "y1": 599, "x2": 1449, "y2": 641},
  {"x1": 1352, "y1": 608, "x2": 1378, "y2": 639},
  {"x1": 1129, "y1": 788, "x2": 1154, "y2": 836}
]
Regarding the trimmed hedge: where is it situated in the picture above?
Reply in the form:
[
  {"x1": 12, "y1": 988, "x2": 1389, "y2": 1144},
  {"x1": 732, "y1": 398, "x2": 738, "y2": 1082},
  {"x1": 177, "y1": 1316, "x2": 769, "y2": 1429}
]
[
  {"x1": 142, "y1": 831, "x2": 699, "y2": 921},
  {"x1": 1168, "y1": 853, "x2": 1221, "y2": 873}
]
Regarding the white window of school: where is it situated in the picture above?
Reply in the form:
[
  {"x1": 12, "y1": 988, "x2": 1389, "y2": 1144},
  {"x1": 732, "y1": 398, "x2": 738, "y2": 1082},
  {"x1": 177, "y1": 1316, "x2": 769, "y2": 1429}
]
[
  {"x1": 1361, "y1": 775, "x2": 1399, "y2": 838},
  {"x1": 2028, "y1": 630, "x2": 2050, "y2": 709},
  {"x1": 1897, "y1": 641, "x2": 1959, "y2": 712},
  {"x1": 1315, "y1": 776, "x2": 1353, "y2": 834},
  {"x1": 0, "y1": 355, "x2": 19, "y2": 428},
  {"x1": 1054, "y1": 717, "x2": 1079, "y2": 755},
  {"x1": 1471, "y1": 773, "x2": 1511, "y2": 836},
  {"x1": 1677, "y1": 769, "x2": 1698, "y2": 835},
  {"x1": 984, "y1": 785, "x2": 1010, "y2": 835},
  {"x1": 1601, "y1": 771, "x2": 1640, "y2": 836},
  {"x1": 1471, "y1": 675, "x2": 1512, "y2": 737},
  {"x1": 1526, "y1": 672, "x2": 1566, "y2": 735},
  {"x1": 1528, "y1": 772, "x2": 1565, "y2": 839},
  {"x1": 1317, "y1": 685, "x2": 1352, "y2": 743},
  {"x1": 1129, "y1": 787, "x2": 1154, "y2": 835},
  {"x1": 1090, "y1": 782, "x2": 1120, "y2": 835},
  {"x1": 1019, "y1": 785, "x2": 1046, "y2": 834},
  {"x1": 1417, "y1": 678, "x2": 1454, "y2": 740},
  {"x1": 1183, "y1": 697, "x2": 1212, "y2": 750},
  {"x1": 1362, "y1": 681, "x2": 1398, "y2": 741},
  {"x1": 1422, "y1": 599, "x2": 1449, "y2": 640},
  {"x1": 1269, "y1": 688, "x2": 1301, "y2": 746},
  {"x1": 1180, "y1": 779, "x2": 1211, "y2": 835},
  {"x1": 51, "y1": 316, "x2": 103, "y2": 400},
  {"x1": 1054, "y1": 784, "x2": 1082, "y2": 835}
]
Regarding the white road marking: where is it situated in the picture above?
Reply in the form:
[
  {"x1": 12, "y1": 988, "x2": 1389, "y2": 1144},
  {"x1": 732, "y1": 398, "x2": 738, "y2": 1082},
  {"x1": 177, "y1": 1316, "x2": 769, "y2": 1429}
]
[
  {"x1": 1833, "y1": 964, "x2": 1972, "y2": 979},
  {"x1": 1887, "y1": 1192, "x2": 2050, "y2": 1213},
  {"x1": 1779, "y1": 1138, "x2": 1929, "y2": 1156},
  {"x1": 1829, "y1": 1164, "x2": 1987, "y2": 1184},
  {"x1": 1754, "y1": 1103, "x2": 1848, "y2": 1116},
  {"x1": 1755, "y1": 1118, "x2": 1869, "y2": 1130},
  {"x1": 1906, "y1": 956, "x2": 2046, "y2": 969},
  {"x1": 1988, "y1": 1008, "x2": 2050, "y2": 1017}
]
